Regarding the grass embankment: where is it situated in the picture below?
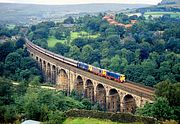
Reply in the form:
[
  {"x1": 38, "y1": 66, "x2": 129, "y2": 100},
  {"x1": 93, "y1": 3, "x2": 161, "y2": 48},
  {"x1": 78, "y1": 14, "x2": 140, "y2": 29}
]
[
  {"x1": 63, "y1": 118, "x2": 143, "y2": 124},
  {"x1": 47, "y1": 31, "x2": 99, "y2": 47}
]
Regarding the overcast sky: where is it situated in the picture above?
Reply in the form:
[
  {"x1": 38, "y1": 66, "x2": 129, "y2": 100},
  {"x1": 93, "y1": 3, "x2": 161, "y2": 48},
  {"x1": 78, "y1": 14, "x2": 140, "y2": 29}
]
[{"x1": 0, "y1": 0, "x2": 162, "y2": 5}]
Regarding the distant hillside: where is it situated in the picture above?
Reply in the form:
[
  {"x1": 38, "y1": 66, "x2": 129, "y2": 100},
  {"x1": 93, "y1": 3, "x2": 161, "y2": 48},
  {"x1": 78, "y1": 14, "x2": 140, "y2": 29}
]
[
  {"x1": 0, "y1": 3, "x2": 150, "y2": 24},
  {"x1": 136, "y1": 0, "x2": 180, "y2": 13},
  {"x1": 160, "y1": 0, "x2": 180, "y2": 4}
]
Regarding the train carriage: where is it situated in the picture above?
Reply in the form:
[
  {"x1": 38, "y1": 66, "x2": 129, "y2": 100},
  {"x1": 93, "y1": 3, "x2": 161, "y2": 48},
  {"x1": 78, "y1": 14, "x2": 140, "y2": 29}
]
[
  {"x1": 88, "y1": 65, "x2": 101, "y2": 75},
  {"x1": 77, "y1": 62, "x2": 89, "y2": 70}
]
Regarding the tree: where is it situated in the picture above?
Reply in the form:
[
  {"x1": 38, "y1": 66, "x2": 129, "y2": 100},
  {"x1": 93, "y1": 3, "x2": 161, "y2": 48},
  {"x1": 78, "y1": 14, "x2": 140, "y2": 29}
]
[
  {"x1": 30, "y1": 76, "x2": 41, "y2": 86},
  {"x1": 144, "y1": 75, "x2": 156, "y2": 87},
  {"x1": 16, "y1": 38, "x2": 25, "y2": 49},
  {"x1": 33, "y1": 38, "x2": 47, "y2": 49},
  {"x1": 0, "y1": 42, "x2": 15, "y2": 62},
  {"x1": 31, "y1": 27, "x2": 49, "y2": 40},
  {"x1": 67, "y1": 46, "x2": 81, "y2": 60},
  {"x1": 155, "y1": 81, "x2": 180, "y2": 107},
  {"x1": 109, "y1": 55, "x2": 121, "y2": 72},
  {"x1": 172, "y1": 63, "x2": 180, "y2": 82},
  {"x1": 86, "y1": 18, "x2": 100, "y2": 32},
  {"x1": 47, "y1": 110, "x2": 65, "y2": 124},
  {"x1": 5, "y1": 52, "x2": 21, "y2": 73},
  {"x1": 158, "y1": 61, "x2": 173, "y2": 81},
  {"x1": 125, "y1": 64, "x2": 144, "y2": 83},
  {"x1": 100, "y1": 58, "x2": 111, "y2": 69},
  {"x1": 140, "y1": 48, "x2": 149, "y2": 60},
  {"x1": 107, "y1": 35, "x2": 120, "y2": 48},
  {"x1": 105, "y1": 27, "x2": 117, "y2": 36},
  {"x1": 55, "y1": 30, "x2": 64, "y2": 40},
  {"x1": 154, "y1": 39, "x2": 165, "y2": 53},
  {"x1": 0, "y1": 62, "x2": 4, "y2": 76},
  {"x1": 166, "y1": 37, "x2": 180, "y2": 53},
  {"x1": 81, "y1": 98, "x2": 92, "y2": 110},
  {"x1": 3, "y1": 105, "x2": 17, "y2": 123},
  {"x1": 0, "y1": 78, "x2": 13, "y2": 105},
  {"x1": 136, "y1": 97, "x2": 173, "y2": 120},
  {"x1": 54, "y1": 43, "x2": 70, "y2": 56},
  {"x1": 101, "y1": 48, "x2": 109, "y2": 58},
  {"x1": 81, "y1": 45, "x2": 94, "y2": 63},
  {"x1": 71, "y1": 38, "x2": 87, "y2": 48},
  {"x1": 64, "y1": 16, "x2": 74, "y2": 24},
  {"x1": 20, "y1": 57, "x2": 37, "y2": 70}
]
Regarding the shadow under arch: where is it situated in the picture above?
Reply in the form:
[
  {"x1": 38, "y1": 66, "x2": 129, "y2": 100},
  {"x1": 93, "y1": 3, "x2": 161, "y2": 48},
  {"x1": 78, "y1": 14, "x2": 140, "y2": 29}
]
[
  {"x1": 122, "y1": 94, "x2": 137, "y2": 113},
  {"x1": 75, "y1": 75, "x2": 84, "y2": 96},
  {"x1": 96, "y1": 83, "x2": 106, "y2": 110},
  {"x1": 57, "y1": 69, "x2": 68, "y2": 91},
  {"x1": 85, "y1": 79, "x2": 94, "y2": 102},
  {"x1": 108, "y1": 89, "x2": 120, "y2": 112}
]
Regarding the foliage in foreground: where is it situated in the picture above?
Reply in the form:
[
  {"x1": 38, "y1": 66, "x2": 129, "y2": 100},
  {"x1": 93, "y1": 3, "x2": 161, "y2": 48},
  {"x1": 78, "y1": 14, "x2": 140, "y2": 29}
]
[
  {"x1": 65, "y1": 109, "x2": 157, "y2": 124},
  {"x1": 63, "y1": 117, "x2": 143, "y2": 124},
  {"x1": 136, "y1": 80, "x2": 180, "y2": 121}
]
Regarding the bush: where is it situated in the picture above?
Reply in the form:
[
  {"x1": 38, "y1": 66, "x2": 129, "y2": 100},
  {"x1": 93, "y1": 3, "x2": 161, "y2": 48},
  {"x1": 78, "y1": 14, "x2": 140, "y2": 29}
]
[{"x1": 46, "y1": 111, "x2": 66, "y2": 124}]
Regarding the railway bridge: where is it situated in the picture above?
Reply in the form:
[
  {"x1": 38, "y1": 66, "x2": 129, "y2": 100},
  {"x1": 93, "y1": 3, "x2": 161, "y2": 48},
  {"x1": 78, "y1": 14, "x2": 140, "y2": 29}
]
[{"x1": 26, "y1": 41, "x2": 155, "y2": 113}]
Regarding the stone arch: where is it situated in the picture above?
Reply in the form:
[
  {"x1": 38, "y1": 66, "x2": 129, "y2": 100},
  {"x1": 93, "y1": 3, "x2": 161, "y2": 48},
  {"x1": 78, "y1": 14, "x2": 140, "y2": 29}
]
[
  {"x1": 51, "y1": 65, "x2": 56, "y2": 84},
  {"x1": 85, "y1": 79, "x2": 94, "y2": 102},
  {"x1": 42, "y1": 60, "x2": 46, "y2": 71},
  {"x1": 31, "y1": 53, "x2": 34, "y2": 57},
  {"x1": 39, "y1": 58, "x2": 42, "y2": 70},
  {"x1": 47, "y1": 63, "x2": 51, "y2": 82},
  {"x1": 96, "y1": 84, "x2": 106, "y2": 110},
  {"x1": 36, "y1": 56, "x2": 38, "y2": 61},
  {"x1": 122, "y1": 94, "x2": 136, "y2": 113},
  {"x1": 42, "y1": 60, "x2": 46, "y2": 79},
  {"x1": 57, "y1": 69, "x2": 68, "y2": 91},
  {"x1": 75, "y1": 75, "x2": 84, "y2": 96},
  {"x1": 108, "y1": 89, "x2": 120, "y2": 112}
]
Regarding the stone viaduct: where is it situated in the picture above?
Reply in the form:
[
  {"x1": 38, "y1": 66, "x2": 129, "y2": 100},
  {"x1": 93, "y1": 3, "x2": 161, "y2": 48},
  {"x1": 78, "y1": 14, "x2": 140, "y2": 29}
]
[{"x1": 26, "y1": 41, "x2": 155, "y2": 113}]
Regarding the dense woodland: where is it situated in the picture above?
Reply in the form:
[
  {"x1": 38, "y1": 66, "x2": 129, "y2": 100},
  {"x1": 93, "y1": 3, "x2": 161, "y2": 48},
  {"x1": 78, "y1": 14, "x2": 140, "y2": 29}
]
[
  {"x1": 28, "y1": 13, "x2": 180, "y2": 87},
  {"x1": 0, "y1": 12, "x2": 180, "y2": 123}
]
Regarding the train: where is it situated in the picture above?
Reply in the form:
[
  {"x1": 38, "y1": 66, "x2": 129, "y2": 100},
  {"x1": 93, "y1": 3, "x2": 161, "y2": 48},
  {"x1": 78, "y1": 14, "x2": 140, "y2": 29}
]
[{"x1": 26, "y1": 40, "x2": 125, "y2": 83}]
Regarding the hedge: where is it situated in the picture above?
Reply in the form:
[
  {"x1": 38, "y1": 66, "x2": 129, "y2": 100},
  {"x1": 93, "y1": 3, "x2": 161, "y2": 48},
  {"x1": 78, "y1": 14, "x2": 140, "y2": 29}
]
[{"x1": 65, "y1": 109, "x2": 157, "y2": 124}]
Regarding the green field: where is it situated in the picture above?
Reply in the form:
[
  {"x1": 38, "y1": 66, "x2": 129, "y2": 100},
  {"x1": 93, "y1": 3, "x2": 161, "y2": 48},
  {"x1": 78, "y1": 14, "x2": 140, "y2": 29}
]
[
  {"x1": 63, "y1": 118, "x2": 143, "y2": 124},
  {"x1": 48, "y1": 31, "x2": 99, "y2": 47},
  {"x1": 71, "y1": 31, "x2": 99, "y2": 40},
  {"x1": 144, "y1": 12, "x2": 180, "y2": 18},
  {"x1": 47, "y1": 36, "x2": 66, "y2": 47},
  {"x1": 6, "y1": 24, "x2": 16, "y2": 29}
]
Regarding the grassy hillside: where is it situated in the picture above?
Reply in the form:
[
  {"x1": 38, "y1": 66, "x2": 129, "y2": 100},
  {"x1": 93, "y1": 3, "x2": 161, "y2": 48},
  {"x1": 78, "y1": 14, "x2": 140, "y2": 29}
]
[
  {"x1": 63, "y1": 118, "x2": 143, "y2": 124},
  {"x1": 144, "y1": 12, "x2": 180, "y2": 18},
  {"x1": 160, "y1": 0, "x2": 180, "y2": 4},
  {"x1": 48, "y1": 31, "x2": 99, "y2": 47}
]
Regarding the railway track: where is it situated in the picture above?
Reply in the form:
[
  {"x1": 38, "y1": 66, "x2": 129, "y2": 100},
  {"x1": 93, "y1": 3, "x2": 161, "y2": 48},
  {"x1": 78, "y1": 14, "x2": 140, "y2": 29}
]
[{"x1": 124, "y1": 81, "x2": 155, "y2": 94}]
